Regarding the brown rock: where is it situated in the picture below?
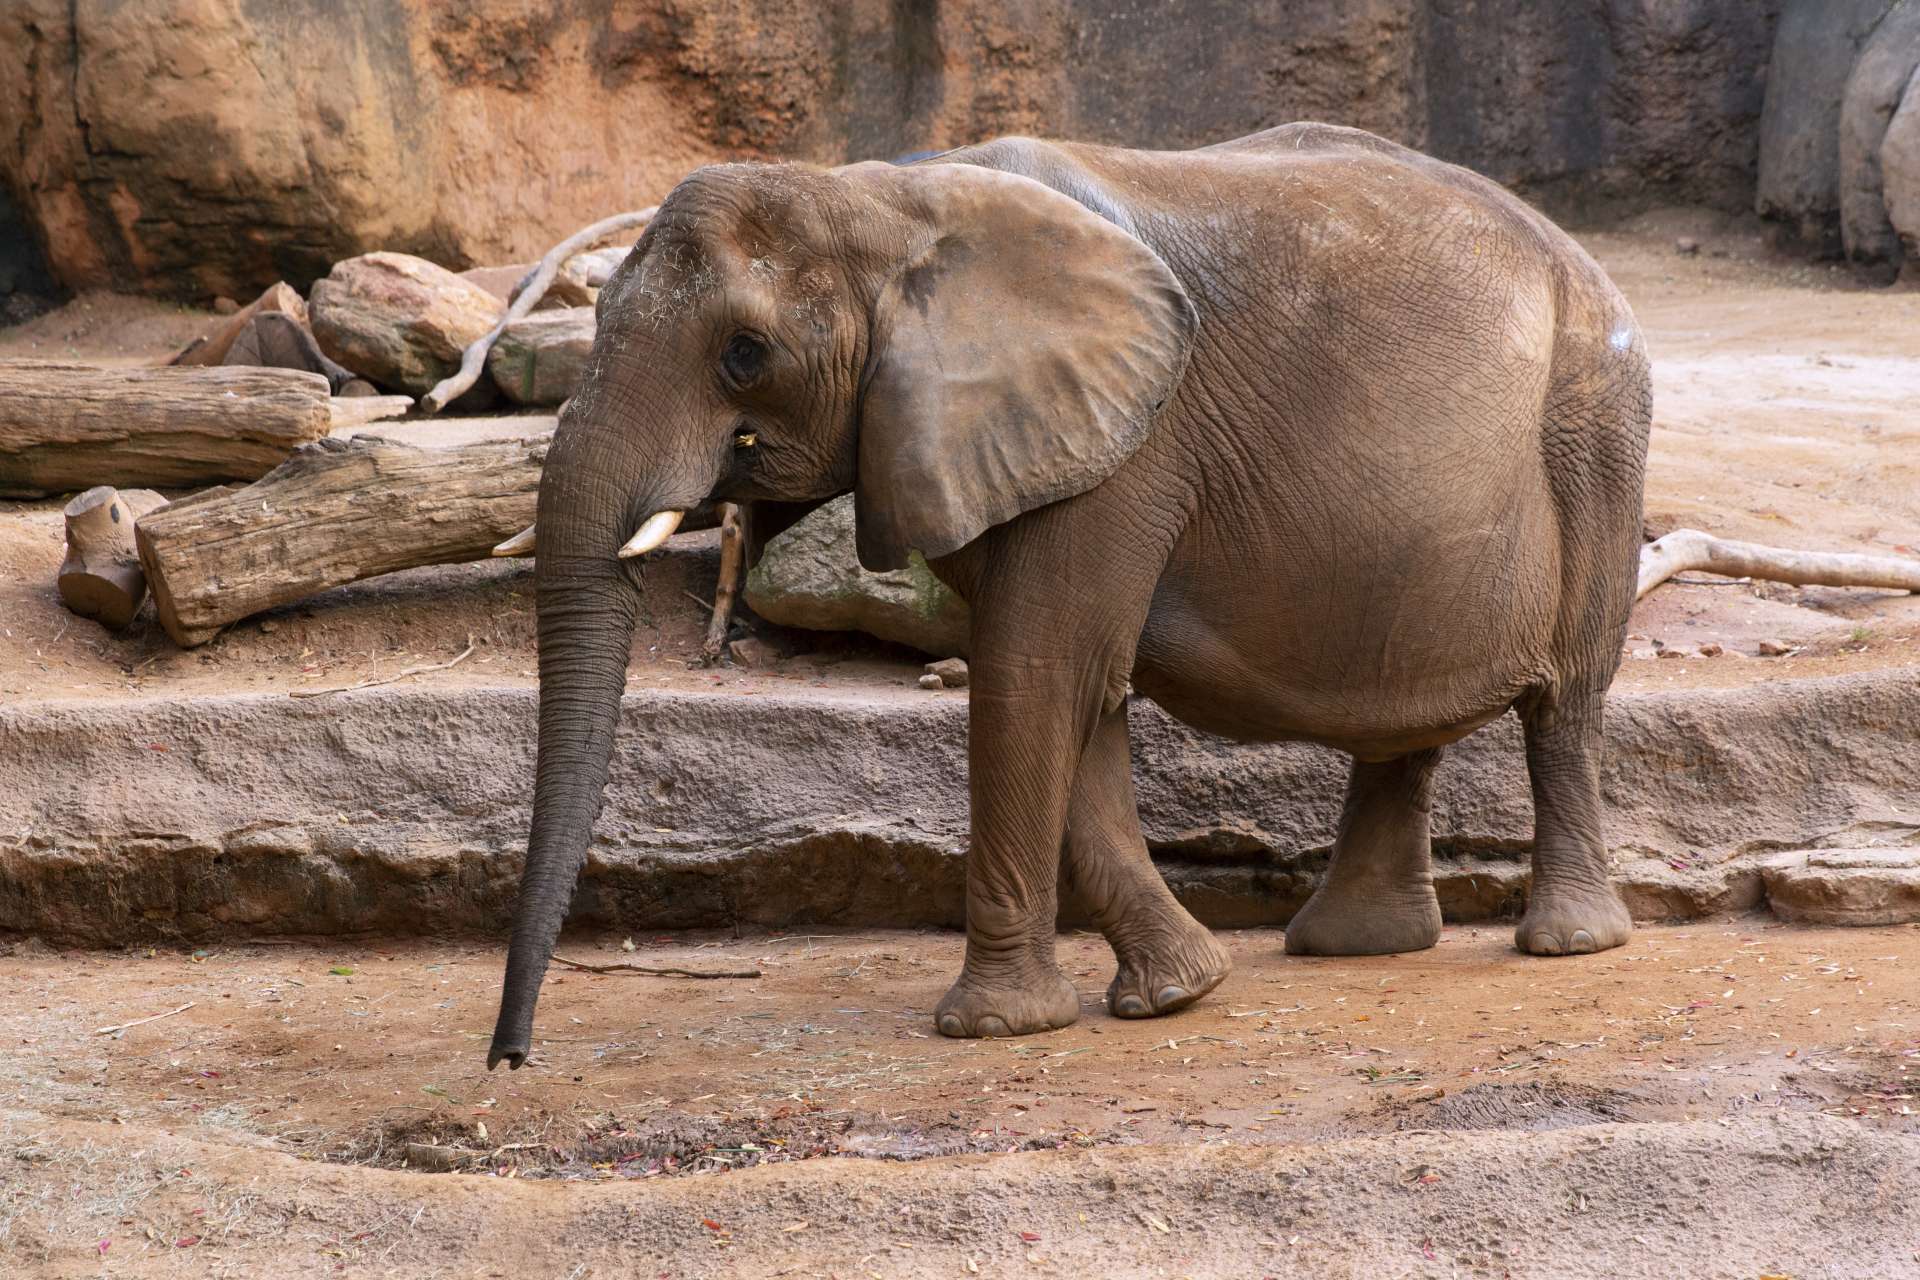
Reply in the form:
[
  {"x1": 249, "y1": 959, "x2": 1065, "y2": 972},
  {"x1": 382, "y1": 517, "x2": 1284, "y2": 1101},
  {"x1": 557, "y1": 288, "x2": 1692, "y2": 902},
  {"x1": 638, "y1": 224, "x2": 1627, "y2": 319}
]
[
  {"x1": 1698, "y1": 642, "x2": 1724, "y2": 657},
  {"x1": 1674, "y1": 237, "x2": 1701, "y2": 256},
  {"x1": 728, "y1": 637, "x2": 780, "y2": 669},
  {"x1": 211, "y1": 295, "x2": 239, "y2": 315},
  {"x1": 917, "y1": 673, "x2": 945, "y2": 691},
  {"x1": 309, "y1": 253, "x2": 504, "y2": 398},
  {"x1": 1757, "y1": 639, "x2": 1793, "y2": 656},
  {"x1": 1839, "y1": 0, "x2": 1920, "y2": 268},
  {"x1": 487, "y1": 307, "x2": 595, "y2": 406},
  {"x1": 925, "y1": 658, "x2": 969, "y2": 688},
  {"x1": 1881, "y1": 79, "x2": 1920, "y2": 264}
]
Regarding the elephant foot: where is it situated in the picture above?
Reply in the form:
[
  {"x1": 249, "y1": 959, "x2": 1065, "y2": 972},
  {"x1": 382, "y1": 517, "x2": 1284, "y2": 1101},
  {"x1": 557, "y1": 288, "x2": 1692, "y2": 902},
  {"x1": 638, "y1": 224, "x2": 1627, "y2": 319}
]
[
  {"x1": 1284, "y1": 884, "x2": 1442, "y2": 957},
  {"x1": 935, "y1": 961, "x2": 1081, "y2": 1038},
  {"x1": 1107, "y1": 922, "x2": 1231, "y2": 1019},
  {"x1": 1515, "y1": 889, "x2": 1631, "y2": 956}
]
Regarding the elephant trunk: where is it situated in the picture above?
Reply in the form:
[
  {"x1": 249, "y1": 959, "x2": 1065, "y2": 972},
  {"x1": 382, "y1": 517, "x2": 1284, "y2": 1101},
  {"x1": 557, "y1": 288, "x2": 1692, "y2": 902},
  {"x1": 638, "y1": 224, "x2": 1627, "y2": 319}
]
[{"x1": 489, "y1": 463, "x2": 645, "y2": 1070}]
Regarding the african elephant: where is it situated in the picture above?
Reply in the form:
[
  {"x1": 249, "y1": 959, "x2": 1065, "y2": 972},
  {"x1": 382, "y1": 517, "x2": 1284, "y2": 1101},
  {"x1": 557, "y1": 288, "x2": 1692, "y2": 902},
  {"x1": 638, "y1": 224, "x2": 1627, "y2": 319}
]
[{"x1": 487, "y1": 123, "x2": 1650, "y2": 1069}]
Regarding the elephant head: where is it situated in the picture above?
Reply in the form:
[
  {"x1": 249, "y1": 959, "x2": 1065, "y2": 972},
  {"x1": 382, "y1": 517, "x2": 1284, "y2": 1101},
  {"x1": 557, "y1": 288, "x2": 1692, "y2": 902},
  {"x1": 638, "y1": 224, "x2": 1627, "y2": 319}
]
[{"x1": 488, "y1": 157, "x2": 1196, "y2": 1069}]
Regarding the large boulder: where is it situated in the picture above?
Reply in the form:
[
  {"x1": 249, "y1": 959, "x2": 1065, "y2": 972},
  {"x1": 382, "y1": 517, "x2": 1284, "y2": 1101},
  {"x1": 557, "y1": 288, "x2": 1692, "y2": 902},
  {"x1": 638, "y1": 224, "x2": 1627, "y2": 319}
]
[
  {"x1": 743, "y1": 496, "x2": 970, "y2": 658},
  {"x1": 308, "y1": 252, "x2": 503, "y2": 398},
  {"x1": 1883, "y1": 75, "x2": 1920, "y2": 267},
  {"x1": 1756, "y1": 0, "x2": 1901, "y2": 253},
  {"x1": 1839, "y1": 0, "x2": 1920, "y2": 267},
  {"x1": 487, "y1": 307, "x2": 595, "y2": 406}
]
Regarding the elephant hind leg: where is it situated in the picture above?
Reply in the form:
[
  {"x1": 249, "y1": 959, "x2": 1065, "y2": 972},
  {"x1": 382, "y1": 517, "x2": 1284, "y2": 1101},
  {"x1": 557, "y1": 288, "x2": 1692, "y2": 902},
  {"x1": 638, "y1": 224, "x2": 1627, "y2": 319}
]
[
  {"x1": 1066, "y1": 705, "x2": 1231, "y2": 1019},
  {"x1": 1513, "y1": 689, "x2": 1632, "y2": 955},
  {"x1": 1284, "y1": 748, "x2": 1445, "y2": 956}
]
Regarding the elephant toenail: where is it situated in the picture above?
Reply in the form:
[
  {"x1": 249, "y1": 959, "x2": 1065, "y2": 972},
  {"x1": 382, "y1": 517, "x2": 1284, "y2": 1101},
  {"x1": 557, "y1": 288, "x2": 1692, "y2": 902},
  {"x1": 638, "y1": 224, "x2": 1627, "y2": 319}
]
[
  {"x1": 975, "y1": 1016, "x2": 1011, "y2": 1038},
  {"x1": 1571, "y1": 929, "x2": 1596, "y2": 951},
  {"x1": 1155, "y1": 985, "x2": 1189, "y2": 1009},
  {"x1": 1114, "y1": 993, "x2": 1148, "y2": 1017},
  {"x1": 937, "y1": 1013, "x2": 966, "y2": 1038},
  {"x1": 1531, "y1": 931, "x2": 1563, "y2": 955}
]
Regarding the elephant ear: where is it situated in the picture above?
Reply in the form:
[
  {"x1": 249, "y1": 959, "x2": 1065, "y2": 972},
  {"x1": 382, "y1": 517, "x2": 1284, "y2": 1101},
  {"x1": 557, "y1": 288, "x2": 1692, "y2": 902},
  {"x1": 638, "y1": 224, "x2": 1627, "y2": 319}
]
[{"x1": 852, "y1": 164, "x2": 1198, "y2": 572}]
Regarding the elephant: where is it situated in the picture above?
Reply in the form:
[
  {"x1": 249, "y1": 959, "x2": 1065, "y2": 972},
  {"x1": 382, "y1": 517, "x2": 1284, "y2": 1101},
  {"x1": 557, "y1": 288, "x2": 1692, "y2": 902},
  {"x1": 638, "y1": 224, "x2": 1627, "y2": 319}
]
[{"x1": 487, "y1": 122, "x2": 1651, "y2": 1069}]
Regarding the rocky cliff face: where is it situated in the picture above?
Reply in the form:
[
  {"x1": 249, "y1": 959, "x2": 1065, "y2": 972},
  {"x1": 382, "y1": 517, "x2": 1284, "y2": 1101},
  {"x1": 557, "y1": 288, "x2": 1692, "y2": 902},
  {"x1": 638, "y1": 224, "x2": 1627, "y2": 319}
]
[{"x1": 0, "y1": 0, "x2": 1781, "y2": 301}]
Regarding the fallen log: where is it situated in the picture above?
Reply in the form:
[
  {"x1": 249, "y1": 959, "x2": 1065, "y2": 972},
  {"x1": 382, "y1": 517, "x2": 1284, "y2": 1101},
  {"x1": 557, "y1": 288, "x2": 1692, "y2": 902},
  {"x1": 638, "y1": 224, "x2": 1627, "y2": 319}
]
[
  {"x1": 421, "y1": 207, "x2": 656, "y2": 413},
  {"x1": 0, "y1": 362, "x2": 333, "y2": 498},
  {"x1": 1638, "y1": 528, "x2": 1920, "y2": 600},
  {"x1": 58, "y1": 486, "x2": 169, "y2": 628},
  {"x1": 135, "y1": 434, "x2": 547, "y2": 646},
  {"x1": 167, "y1": 282, "x2": 306, "y2": 368}
]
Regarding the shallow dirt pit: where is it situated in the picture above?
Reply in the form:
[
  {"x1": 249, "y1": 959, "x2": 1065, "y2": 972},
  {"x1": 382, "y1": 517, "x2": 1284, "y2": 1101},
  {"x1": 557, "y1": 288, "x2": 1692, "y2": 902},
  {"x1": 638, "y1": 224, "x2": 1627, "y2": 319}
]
[{"x1": 2, "y1": 923, "x2": 1916, "y2": 1276}]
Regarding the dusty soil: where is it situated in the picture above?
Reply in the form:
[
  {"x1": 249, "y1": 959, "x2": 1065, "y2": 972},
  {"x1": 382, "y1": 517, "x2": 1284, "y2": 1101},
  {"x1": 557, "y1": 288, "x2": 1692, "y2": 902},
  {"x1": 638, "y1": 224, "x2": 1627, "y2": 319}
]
[{"x1": 2, "y1": 923, "x2": 1916, "y2": 1277}]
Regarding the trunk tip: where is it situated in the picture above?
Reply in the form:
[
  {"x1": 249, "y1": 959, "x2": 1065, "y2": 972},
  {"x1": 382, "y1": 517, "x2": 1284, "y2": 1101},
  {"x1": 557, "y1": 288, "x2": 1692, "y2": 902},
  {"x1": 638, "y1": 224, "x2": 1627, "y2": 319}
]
[{"x1": 487, "y1": 1040, "x2": 528, "y2": 1071}]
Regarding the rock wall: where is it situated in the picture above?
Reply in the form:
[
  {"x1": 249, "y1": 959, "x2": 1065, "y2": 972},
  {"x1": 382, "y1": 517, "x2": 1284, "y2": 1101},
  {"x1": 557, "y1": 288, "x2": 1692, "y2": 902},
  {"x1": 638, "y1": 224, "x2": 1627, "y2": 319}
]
[
  {"x1": 0, "y1": 0, "x2": 1780, "y2": 302},
  {"x1": 1759, "y1": 0, "x2": 1920, "y2": 271}
]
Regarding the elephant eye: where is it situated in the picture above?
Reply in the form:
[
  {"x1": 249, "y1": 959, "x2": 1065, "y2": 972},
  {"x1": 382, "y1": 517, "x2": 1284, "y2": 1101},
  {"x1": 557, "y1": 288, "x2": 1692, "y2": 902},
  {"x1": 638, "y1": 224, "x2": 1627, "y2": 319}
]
[{"x1": 721, "y1": 332, "x2": 767, "y2": 386}]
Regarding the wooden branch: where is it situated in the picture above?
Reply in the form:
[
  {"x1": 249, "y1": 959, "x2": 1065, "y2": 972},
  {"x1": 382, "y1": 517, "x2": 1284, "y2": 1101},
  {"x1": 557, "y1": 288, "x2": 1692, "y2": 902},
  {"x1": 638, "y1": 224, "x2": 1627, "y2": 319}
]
[
  {"x1": 1637, "y1": 528, "x2": 1920, "y2": 600},
  {"x1": 135, "y1": 435, "x2": 546, "y2": 647},
  {"x1": 95, "y1": 1002, "x2": 195, "y2": 1036},
  {"x1": 0, "y1": 362, "x2": 332, "y2": 498},
  {"x1": 703, "y1": 503, "x2": 744, "y2": 664},
  {"x1": 58, "y1": 486, "x2": 168, "y2": 628},
  {"x1": 327, "y1": 395, "x2": 415, "y2": 430},
  {"x1": 421, "y1": 207, "x2": 656, "y2": 414},
  {"x1": 549, "y1": 954, "x2": 761, "y2": 979}
]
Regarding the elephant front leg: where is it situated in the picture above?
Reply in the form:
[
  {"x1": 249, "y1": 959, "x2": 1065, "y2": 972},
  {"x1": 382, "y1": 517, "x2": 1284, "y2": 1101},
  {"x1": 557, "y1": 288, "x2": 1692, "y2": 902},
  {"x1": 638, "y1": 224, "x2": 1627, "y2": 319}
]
[
  {"x1": 1065, "y1": 704, "x2": 1231, "y2": 1018},
  {"x1": 934, "y1": 661, "x2": 1092, "y2": 1039}
]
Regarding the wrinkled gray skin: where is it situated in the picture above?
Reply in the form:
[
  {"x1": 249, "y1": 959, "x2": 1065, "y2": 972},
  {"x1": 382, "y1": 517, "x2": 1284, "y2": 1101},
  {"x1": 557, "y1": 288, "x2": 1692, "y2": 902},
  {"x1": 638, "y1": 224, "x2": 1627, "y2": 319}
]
[{"x1": 489, "y1": 124, "x2": 1650, "y2": 1068}]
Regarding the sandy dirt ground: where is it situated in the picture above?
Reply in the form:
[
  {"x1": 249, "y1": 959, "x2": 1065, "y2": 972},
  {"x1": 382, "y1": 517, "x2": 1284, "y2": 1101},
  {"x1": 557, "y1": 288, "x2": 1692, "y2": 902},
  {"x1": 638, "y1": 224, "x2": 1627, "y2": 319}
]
[
  {"x1": 3, "y1": 218, "x2": 1920, "y2": 1275},
  {"x1": 2, "y1": 923, "x2": 1916, "y2": 1277}
]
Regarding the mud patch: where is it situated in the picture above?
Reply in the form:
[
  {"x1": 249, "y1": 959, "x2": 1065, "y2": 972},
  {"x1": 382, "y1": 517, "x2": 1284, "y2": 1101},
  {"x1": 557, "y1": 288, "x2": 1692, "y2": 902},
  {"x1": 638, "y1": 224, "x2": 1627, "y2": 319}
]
[{"x1": 1377, "y1": 1080, "x2": 1648, "y2": 1132}]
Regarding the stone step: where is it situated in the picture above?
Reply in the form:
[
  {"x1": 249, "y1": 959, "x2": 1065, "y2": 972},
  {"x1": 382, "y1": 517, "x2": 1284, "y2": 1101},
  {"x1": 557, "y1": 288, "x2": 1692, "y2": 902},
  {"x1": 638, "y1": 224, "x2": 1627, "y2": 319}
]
[{"x1": 2, "y1": 669, "x2": 1915, "y2": 944}]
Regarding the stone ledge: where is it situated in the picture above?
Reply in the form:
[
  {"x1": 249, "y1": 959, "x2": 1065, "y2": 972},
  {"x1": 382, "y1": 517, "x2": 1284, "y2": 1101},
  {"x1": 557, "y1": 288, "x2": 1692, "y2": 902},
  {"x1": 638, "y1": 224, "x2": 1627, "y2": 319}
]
[
  {"x1": 1763, "y1": 846, "x2": 1920, "y2": 926},
  {"x1": 2, "y1": 669, "x2": 1916, "y2": 943}
]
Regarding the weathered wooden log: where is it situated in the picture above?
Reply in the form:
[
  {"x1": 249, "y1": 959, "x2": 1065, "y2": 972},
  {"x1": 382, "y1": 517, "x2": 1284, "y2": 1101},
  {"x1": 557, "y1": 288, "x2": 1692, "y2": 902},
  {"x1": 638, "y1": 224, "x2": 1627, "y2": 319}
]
[
  {"x1": 135, "y1": 435, "x2": 547, "y2": 646},
  {"x1": 167, "y1": 282, "x2": 306, "y2": 368},
  {"x1": 58, "y1": 486, "x2": 169, "y2": 628},
  {"x1": 487, "y1": 307, "x2": 594, "y2": 405},
  {"x1": 0, "y1": 362, "x2": 333, "y2": 498}
]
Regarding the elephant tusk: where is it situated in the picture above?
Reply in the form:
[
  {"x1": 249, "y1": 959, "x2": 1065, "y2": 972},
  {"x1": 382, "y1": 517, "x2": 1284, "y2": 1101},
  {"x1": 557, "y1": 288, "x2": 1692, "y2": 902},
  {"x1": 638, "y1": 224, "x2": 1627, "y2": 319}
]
[
  {"x1": 492, "y1": 523, "x2": 537, "y2": 557},
  {"x1": 617, "y1": 509, "x2": 685, "y2": 559}
]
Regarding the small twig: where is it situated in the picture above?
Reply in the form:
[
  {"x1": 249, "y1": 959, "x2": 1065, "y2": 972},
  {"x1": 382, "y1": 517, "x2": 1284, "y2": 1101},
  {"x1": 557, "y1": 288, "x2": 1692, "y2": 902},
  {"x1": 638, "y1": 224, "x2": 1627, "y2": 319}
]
[
  {"x1": 291, "y1": 641, "x2": 474, "y2": 699},
  {"x1": 549, "y1": 954, "x2": 761, "y2": 979},
  {"x1": 96, "y1": 1002, "x2": 194, "y2": 1035}
]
